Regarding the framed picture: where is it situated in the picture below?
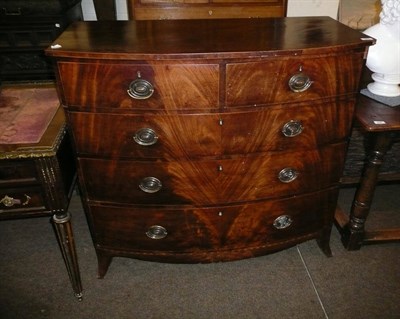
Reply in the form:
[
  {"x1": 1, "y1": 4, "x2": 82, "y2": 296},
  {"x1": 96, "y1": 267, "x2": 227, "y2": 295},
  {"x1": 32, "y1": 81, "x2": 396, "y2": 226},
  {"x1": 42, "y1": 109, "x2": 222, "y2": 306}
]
[{"x1": 339, "y1": 0, "x2": 381, "y2": 29}]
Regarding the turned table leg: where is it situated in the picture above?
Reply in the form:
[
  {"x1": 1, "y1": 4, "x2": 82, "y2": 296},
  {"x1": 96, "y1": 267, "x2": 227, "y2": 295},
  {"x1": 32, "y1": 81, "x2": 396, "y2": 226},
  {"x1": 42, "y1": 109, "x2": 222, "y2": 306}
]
[
  {"x1": 53, "y1": 212, "x2": 83, "y2": 301},
  {"x1": 342, "y1": 132, "x2": 394, "y2": 250}
]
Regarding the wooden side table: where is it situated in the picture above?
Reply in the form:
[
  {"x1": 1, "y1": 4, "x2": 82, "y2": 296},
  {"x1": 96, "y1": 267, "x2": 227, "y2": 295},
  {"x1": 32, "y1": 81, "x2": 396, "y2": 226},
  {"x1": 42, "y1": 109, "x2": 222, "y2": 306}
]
[
  {"x1": 335, "y1": 94, "x2": 400, "y2": 250},
  {"x1": 0, "y1": 84, "x2": 83, "y2": 300}
]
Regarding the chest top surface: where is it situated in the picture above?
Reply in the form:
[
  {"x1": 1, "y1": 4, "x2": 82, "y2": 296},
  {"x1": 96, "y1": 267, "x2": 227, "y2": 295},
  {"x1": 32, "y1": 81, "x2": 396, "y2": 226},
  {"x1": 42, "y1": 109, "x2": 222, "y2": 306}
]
[{"x1": 46, "y1": 17, "x2": 374, "y2": 60}]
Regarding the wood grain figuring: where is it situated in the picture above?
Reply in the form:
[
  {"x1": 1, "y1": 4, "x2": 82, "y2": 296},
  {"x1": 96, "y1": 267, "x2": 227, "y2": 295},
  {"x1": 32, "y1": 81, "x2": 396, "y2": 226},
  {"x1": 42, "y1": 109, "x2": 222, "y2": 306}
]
[
  {"x1": 68, "y1": 99, "x2": 354, "y2": 159},
  {"x1": 79, "y1": 143, "x2": 345, "y2": 205},
  {"x1": 226, "y1": 54, "x2": 365, "y2": 105},
  {"x1": 90, "y1": 188, "x2": 337, "y2": 263},
  {"x1": 46, "y1": 18, "x2": 374, "y2": 277},
  {"x1": 58, "y1": 62, "x2": 220, "y2": 110}
]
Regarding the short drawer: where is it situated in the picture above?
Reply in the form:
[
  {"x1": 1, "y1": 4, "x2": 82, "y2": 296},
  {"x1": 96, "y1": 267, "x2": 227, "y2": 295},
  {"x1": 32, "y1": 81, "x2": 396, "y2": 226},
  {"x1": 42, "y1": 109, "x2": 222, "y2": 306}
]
[
  {"x1": 0, "y1": 160, "x2": 39, "y2": 186},
  {"x1": 79, "y1": 143, "x2": 345, "y2": 205},
  {"x1": 0, "y1": 187, "x2": 46, "y2": 216},
  {"x1": 58, "y1": 62, "x2": 219, "y2": 111},
  {"x1": 68, "y1": 99, "x2": 354, "y2": 159},
  {"x1": 226, "y1": 53, "x2": 364, "y2": 106},
  {"x1": 88, "y1": 187, "x2": 338, "y2": 254}
]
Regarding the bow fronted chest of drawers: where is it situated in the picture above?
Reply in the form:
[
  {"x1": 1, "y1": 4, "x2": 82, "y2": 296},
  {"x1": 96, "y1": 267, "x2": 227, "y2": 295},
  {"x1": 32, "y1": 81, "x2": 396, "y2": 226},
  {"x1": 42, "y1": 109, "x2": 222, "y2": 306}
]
[{"x1": 46, "y1": 17, "x2": 374, "y2": 278}]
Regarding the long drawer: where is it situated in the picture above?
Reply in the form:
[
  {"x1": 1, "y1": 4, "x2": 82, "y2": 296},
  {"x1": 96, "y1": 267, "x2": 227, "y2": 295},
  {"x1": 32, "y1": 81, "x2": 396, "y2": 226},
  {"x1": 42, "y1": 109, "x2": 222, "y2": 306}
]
[
  {"x1": 0, "y1": 160, "x2": 39, "y2": 186},
  {"x1": 88, "y1": 187, "x2": 338, "y2": 257},
  {"x1": 79, "y1": 143, "x2": 345, "y2": 205},
  {"x1": 0, "y1": 186, "x2": 46, "y2": 216},
  {"x1": 68, "y1": 99, "x2": 354, "y2": 159}
]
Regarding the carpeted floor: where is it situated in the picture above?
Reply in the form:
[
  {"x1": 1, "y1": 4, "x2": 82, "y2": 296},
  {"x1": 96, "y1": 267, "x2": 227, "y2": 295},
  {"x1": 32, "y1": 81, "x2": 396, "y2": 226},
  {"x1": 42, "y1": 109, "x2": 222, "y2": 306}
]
[{"x1": 0, "y1": 184, "x2": 399, "y2": 319}]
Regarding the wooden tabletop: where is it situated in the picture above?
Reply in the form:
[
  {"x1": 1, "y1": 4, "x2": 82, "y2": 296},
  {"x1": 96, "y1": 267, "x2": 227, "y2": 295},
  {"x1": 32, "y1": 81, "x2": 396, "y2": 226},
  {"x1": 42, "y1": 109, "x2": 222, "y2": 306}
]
[{"x1": 355, "y1": 95, "x2": 400, "y2": 132}]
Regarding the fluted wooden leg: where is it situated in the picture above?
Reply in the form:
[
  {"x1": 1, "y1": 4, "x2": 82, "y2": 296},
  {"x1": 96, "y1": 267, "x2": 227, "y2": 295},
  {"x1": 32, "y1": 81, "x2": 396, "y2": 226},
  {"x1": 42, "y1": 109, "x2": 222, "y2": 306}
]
[{"x1": 53, "y1": 212, "x2": 83, "y2": 301}]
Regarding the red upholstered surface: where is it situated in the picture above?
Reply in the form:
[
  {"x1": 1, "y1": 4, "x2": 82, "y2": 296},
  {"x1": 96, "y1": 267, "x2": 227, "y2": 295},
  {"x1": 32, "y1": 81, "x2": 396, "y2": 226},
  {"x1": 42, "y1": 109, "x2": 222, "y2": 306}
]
[{"x1": 0, "y1": 86, "x2": 59, "y2": 144}]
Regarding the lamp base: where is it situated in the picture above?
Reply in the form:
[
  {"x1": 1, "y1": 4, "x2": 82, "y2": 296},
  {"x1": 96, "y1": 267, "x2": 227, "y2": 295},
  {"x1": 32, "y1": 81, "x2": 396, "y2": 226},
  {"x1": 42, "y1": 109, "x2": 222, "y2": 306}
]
[{"x1": 367, "y1": 73, "x2": 400, "y2": 97}]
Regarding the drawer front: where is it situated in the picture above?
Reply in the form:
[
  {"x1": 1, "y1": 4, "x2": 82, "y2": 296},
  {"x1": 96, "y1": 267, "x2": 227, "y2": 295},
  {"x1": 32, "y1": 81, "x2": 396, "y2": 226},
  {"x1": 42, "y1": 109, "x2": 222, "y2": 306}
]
[
  {"x1": 226, "y1": 54, "x2": 364, "y2": 106},
  {"x1": 68, "y1": 99, "x2": 354, "y2": 159},
  {"x1": 68, "y1": 112, "x2": 221, "y2": 159},
  {"x1": 221, "y1": 99, "x2": 355, "y2": 154},
  {"x1": 79, "y1": 143, "x2": 345, "y2": 205},
  {"x1": 133, "y1": 0, "x2": 285, "y2": 20},
  {"x1": 0, "y1": 160, "x2": 38, "y2": 186},
  {"x1": 0, "y1": 187, "x2": 46, "y2": 215},
  {"x1": 58, "y1": 62, "x2": 220, "y2": 111},
  {"x1": 89, "y1": 188, "x2": 338, "y2": 253}
]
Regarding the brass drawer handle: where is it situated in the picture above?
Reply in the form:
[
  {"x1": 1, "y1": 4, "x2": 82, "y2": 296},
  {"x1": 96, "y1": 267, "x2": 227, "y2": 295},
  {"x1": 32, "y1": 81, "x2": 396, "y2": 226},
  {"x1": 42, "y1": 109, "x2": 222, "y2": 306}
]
[
  {"x1": 139, "y1": 177, "x2": 162, "y2": 193},
  {"x1": 133, "y1": 128, "x2": 158, "y2": 146},
  {"x1": 282, "y1": 120, "x2": 304, "y2": 137},
  {"x1": 146, "y1": 225, "x2": 168, "y2": 239},
  {"x1": 273, "y1": 215, "x2": 293, "y2": 229},
  {"x1": 278, "y1": 168, "x2": 298, "y2": 183},
  {"x1": 288, "y1": 66, "x2": 313, "y2": 92},
  {"x1": 127, "y1": 72, "x2": 154, "y2": 100},
  {"x1": 0, "y1": 194, "x2": 31, "y2": 207}
]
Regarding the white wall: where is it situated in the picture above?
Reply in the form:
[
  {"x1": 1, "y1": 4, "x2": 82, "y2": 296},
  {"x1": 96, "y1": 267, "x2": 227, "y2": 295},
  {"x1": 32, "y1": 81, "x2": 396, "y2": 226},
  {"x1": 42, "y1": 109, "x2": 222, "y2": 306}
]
[
  {"x1": 287, "y1": 0, "x2": 340, "y2": 19},
  {"x1": 81, "y1": 0, "x2": 340, "y2": 21}
]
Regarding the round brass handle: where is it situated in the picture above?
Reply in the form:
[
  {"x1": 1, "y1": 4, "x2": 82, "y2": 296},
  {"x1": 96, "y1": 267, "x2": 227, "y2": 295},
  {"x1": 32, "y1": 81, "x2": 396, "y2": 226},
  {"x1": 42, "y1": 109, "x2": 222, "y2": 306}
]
[
  {"x1": 278, "y1": 168, "x2": 298, "y2": 183},
  {"x1": 288, "y1": 72, "x2": 313, "y2": 92},
  {"x1": 282, "y1": 120, "x2": 304, "y2": 137},
  {"x1": 273, "y1": 215, "x2": 293, "y2": 229},
  {"x1": 133, "y1": 128, "x2": 158, "y2": 146},
  {"x1": 146, "y1": 225, "x2": 168, "y2": 239},
  {"x1": 139, "y1": 177, "x2": 162, "y2": 193},
  {"x1": 127, "y1": 73, "x2": 154, "y2": 100}
]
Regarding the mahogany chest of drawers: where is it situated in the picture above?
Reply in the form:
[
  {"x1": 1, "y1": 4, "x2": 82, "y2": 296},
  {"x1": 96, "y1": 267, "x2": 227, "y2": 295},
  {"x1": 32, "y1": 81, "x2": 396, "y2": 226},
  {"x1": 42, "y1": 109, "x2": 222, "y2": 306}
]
[{"x1": 46, "y1": 17, "x2": 374, "y2": 278}]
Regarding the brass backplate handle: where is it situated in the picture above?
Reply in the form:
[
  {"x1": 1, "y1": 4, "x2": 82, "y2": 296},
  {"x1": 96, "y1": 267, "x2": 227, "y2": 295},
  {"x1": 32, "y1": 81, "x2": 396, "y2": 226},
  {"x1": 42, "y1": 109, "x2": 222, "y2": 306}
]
[
  {"x1": 0, "y1": 194, "x2": 30, "y2": 207},
  {"x1": 278, "y1": 168, "x2": 298, "y2": 183},
  {"x1": 133, "y1": 128, "x2": 158, "y2": 146},
  {"x1": 273, "y1": 215, "x2": 293, "y2": 229},
  {"x1": 282, "y1": 120, "x2": 304, "y2": 137},
  {"x1": 127, "y1": 72, "x2": 154, "y2": 100},
  {"x1": 288, "y1": 72, "x2": 313, "y2": 92},
  {"x1": 139, "y1": 177, "x2": 162, "y2": 193},
  {"x1": 146, "y1": 225, "x2": 168, "y2": 239}
]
